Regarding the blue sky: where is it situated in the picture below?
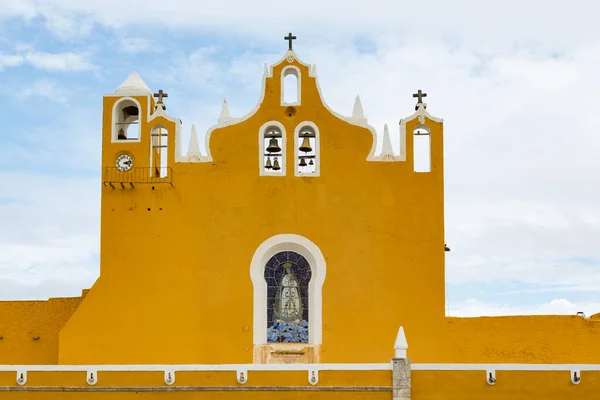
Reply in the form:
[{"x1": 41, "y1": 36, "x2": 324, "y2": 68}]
[{"x1": 1, "y1": 0, "x2": 600, "y2": 317}]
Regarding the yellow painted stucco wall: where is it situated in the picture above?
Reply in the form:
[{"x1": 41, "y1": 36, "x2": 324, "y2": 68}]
[
  {"x1": 56, "y1": 53, "x2": 448, "y2": 365},
  {"x1": 0, "y1": 294, "x2": 84, "y2": 364}
]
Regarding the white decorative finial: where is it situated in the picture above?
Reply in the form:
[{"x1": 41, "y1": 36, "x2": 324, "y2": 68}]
[
  {"x1": 263, "y1": 63, "x2": 269, "y2": 77},
  {"x1": 350, "y1": 95, "x2": 367, "y2": 125},
  {"x1": 394, "y1": 326, "x2": 408, "y2": 358},
  {"x1": 187, "y1": 124, "x2": 202, "y2": 160},
  {"x1": 381, "y1": 124, "x2": 395, "y2": 158},
  {"x1": 217, "y1": 98, "x2": 231, "y2": 125},
  {"x1": 353, "y1": 95, "x2": 364, "y2": 117}
]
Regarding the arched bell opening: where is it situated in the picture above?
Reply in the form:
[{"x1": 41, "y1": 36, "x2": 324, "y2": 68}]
[
  {"x1": 259, "y1": 122, "x2": 286, "y2": 176},
  {"x1": 281, "y1": 66, "x2": 301, "y2": 106},
  {"x1": 113, "y1": 98, "x2": 141, "y2": 141},
  {"x1": 294, "y1": 122, "x2": 320, "y2": 177},
  {"x1": 413, "y1": 124, "x2": 431, "y2": 173}
]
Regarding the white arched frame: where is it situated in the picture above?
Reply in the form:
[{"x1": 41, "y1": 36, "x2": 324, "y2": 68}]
[
  {"x1": 250, "y1": 234, "x2": 326, "y2": 345},
  {"x1": 294, "y1": 121, "x2": 320, "y2": 177},
  {"x1": 111, "y1": 97, "x2": 142, "y2": 143},
  {"x1": 258, "y1": 120, "x2": 287, "y2": 176}
]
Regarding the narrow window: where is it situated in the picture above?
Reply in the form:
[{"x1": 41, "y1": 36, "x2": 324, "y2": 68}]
[
  {"x1": 282, "y1": 67, "x2": 300, "y2": 105},
  {"x1": 297, "y1": 125, "x2": 317, "y2": 175},
  {"x1": 262, "y1": 125, "x2": 284, "y2": 175},
  {"x1": 413, "y1": 124, "x2": 431, "y2": 172},
  {"x1": 114, "y1": 99, "x2": 140, "y2": 141},
  {"x1": 151, "y1": 125, "x2": 168, "y2": 178},
  {"x1": 265, "y1": 251, "x2": 311, "y2": 343}
]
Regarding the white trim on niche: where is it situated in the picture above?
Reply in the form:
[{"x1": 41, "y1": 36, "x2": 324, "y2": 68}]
[
  {"x1": 294, "y1": 121, "x2": 320, "y2": 177},
  {"x1": 281, "y1": 65, "x2": 301, "y2": 106},
  {"x1": 399, "y1": 104, "x2": 443, "y2": 162},
  {"x1": 111, "y1": 97, "x2": 143, "y2": 143},
  {"x1": 258, "y1": 121, "x2": 287, "y2": 176},
  {"x1": 249, "y1": 234, "x2": 326, "y2": 345}
]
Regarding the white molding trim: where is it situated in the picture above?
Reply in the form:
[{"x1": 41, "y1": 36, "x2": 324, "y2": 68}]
[
  {"x1": 111, "y1": 97, "x2": 143, "y2": 143},
  {"x1": 249, "y1": 234, "x2": 326, "y2": 345},
  {"x1": 294, "y1": 121, "x2": 320, "y2": 177},
  {"x1": 0, "y1": 363, "x2": 391, "y2": 372},
  {"x1": 281, "y1": 65, "x2": 301, "y2": 106},
  {"x1": 6, "y1": 363, "x2": 600, "y2": 373},
  {"x1": 258, "y1": 121, "x2": 287, "y2": 176}
]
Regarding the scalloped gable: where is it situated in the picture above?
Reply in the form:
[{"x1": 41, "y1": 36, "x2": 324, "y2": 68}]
[{"x1": 202, "y1": 50, "x2": 379, "y2": 162}]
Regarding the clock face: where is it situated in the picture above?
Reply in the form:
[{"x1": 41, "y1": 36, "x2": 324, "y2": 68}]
[{"x1": 115, "y1": 153, "x2": 133, "y2": 172}]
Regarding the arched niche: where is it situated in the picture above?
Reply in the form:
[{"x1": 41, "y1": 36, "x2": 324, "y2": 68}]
[{"x1": 250, "y1": 234, "x2": 326, "y2": 348}]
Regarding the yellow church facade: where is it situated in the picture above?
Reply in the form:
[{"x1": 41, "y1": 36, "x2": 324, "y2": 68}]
[{"x1": 1, "y1": 36, "x2": 600, "y2": 399}]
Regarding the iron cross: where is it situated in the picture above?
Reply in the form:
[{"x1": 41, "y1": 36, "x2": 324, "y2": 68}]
[
  {"x1": 413, "y1": 90, "x2": 427, "y2": 110},
  {"x1": 154, "y1": 89, "x2": 168, "y2": 104},
  {"x1": 284, "y1": 32, "x2": 297, "y2": 50},
  {"x1": 413, "y1": 89, "x2": 427, "y2": 104}
]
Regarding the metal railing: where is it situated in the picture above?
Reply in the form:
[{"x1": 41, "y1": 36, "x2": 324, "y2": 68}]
[{"x1": 103, "y1": 167, "x2": 173, "y2": 188}]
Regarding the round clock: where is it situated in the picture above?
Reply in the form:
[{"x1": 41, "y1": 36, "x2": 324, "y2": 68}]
[{"x1": 115, "y1": 153, "x2": 133, "y2": 172}]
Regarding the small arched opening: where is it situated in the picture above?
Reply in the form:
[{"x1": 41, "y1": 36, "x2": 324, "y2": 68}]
[{"x1": 413, "y1": 124, "x2": 431, "y2": 173}]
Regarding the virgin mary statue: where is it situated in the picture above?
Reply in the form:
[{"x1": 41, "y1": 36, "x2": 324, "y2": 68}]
[{"x1": 274, "y1": 263, "x2": 303, "y2": 322}]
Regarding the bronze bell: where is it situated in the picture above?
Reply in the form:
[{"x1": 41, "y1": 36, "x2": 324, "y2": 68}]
[
  {"x1": 266, "y1": 137, "x2": 281, "y2": 153},
  {"x1": 309, "y1": 158, "x2": 314, "y2": 165},
  {"x1": 272, "y1": 157, "x2": 281, "y2": 171},
  {"x1": 299, "y1": 136, "x2": 312, "y2": 153},
  {"x1": 118, "y1": 128, "x2": 126, "y2": 140},
  {"x1": 265, "y1": 157, "x2": 272, "y2": 169},
  {"x1": 299, "y1": 157, "x2": 307, "y2": 167}
]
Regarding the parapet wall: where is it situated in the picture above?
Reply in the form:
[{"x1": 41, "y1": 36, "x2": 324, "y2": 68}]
[{"x1": 0, "y1": 294, "x2": 84, "y2": 364}]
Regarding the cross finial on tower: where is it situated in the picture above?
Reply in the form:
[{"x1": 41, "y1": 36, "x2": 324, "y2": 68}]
[
  {"x1": 412, "y1": 89, "x2": 427, "y2": 110},
  {"x1": 153, "y1": 89, "x2": 168, "y2": 110},
  {"x1": 284, "y1": 32, "x2": 297, "y2": 51}
]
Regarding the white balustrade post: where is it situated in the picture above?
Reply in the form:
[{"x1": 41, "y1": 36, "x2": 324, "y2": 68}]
[{"x1": 392, "y1": 326, "x2": 411, "y2": 400}]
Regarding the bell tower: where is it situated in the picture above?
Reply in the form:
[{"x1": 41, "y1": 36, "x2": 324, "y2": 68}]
[{"x1": 101, "y1": 72, "x2": 178, "y2": 189}]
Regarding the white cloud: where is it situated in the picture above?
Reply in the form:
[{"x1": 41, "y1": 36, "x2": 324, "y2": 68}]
[
  {"x1": 118, "y1": 36, "x2": 160, "y2": 54},
  {"x1": 24, "y1": 51, "x2": 96, "y2": 71},
  {"x1": 0, "y1": 173, "x2": 99, "y2": 300},
  {"x1": 0, "y1": 54, "x2": 24, "y2": 70},
  {"x1": 0, "y1": 50, "x2": 96, "y2": 72},
  {"x1": 2, "y1": 0, "x2": 598, "y2": 47}
]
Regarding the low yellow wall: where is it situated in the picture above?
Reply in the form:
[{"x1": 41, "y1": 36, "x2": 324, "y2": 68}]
[
  {"x1": 413, "y1": 370, "x2": 600, "y2": 399},
  {"x1": 0, "y1": 295, "x2": 84, "y2": 364},
  {"x1": 438, "y1": 316, "x2": 600, "y2": 363},
  {"x1": 1, "y1": 369, "x2": 599, "y2": 399}
]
